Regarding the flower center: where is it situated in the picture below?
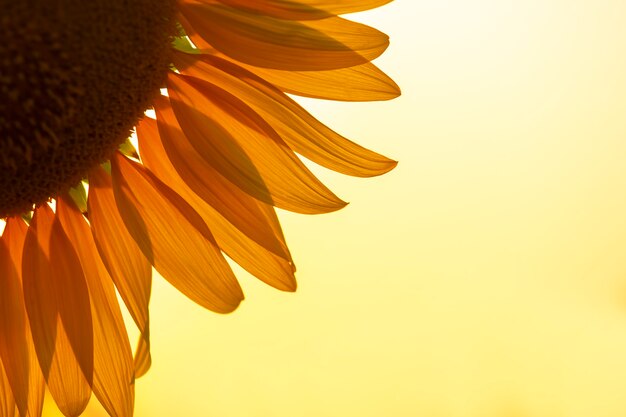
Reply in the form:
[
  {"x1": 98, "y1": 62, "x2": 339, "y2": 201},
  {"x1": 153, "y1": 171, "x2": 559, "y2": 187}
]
[{"x1": 0, "y1": 0, "x2": 176, "y2": 217}]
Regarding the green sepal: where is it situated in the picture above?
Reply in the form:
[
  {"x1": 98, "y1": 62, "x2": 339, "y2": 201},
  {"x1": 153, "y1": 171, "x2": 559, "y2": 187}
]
[
  {"x1": 21, "y1": 211, "x2": 32, "y2": 225},
  {"x1": 68, "y1": 182, "x2": 88, "y2": 213},
  {"x1": 118, "y1": 138, "x2": 138, "y2": 158},
  {"x1": 172, "y1": 36, "x2": 200, "y2": 54},
  {"x1": 101, "y1": 160, "x2": 111, "y2": 174}
]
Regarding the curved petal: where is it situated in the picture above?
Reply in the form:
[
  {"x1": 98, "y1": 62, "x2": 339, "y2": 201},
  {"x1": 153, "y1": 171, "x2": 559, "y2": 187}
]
[
  {"x1": 88, "y1": 167, "x2": 153, "y2": 378},
  {"x1": 111, "y1": 152, "x2": 244, "y2": 313},
  {"x1": 214, "y1": 0, "x2": 393, "y2": 20},
  {"x1": 137, "y1": 117, "x2": 297, "y2": 292},
  {"x1": 57, "y1": 196, "x2": 135, "y2": 417},
  {"x1": 241, "y1": 62, "x2": 400, "y2": 101},
  {"x1": 2, "y1": 218, "x2": 44, "y2": 417},
  {"x1": 179, "y1": 1, "x2": 388, "y2": 70},
  {"x1": 22, "y1": 205, "x2": 93, "y2": 417},
  {"x1": 138, "y1": 108, "x2": 290, "y2": 261},
  {"x1": 173, "y1": 43, "x2": 399, "y2": 102},
  {"x1": 167, "y1": 73, "x2": 347, "y2": 213},
  {"x1": 174, "y1": 52, "x2": 397, "y2": 177},
  {"x1": 132, "y1": 337, "x2": 151, "y2": 380}
]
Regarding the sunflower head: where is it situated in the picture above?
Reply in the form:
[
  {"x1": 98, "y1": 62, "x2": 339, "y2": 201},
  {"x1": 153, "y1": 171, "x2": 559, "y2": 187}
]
[
  {"x1": 0, "y1": 0, "x2": 176, "y2": 216},
  {"x1": 0, "y1": 1, "x2": 399, "y2": 416}
]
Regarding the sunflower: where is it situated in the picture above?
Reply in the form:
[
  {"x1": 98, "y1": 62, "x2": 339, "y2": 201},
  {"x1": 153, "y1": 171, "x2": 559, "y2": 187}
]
[{"x1": 0, "y1": 0, "x2": 399, "y2": 416}]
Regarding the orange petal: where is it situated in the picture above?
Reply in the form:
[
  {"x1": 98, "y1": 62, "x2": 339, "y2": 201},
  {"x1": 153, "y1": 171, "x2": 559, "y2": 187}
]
[
  {"x1": 195, "y1": 198, "x2": 298, "y2": 292},
  {"x1": 0, "y1": 361, "x2": 16, "y2": 417},
  {"x1": 140, "y1": 100, "x2": 291, "y2": 260},
  {"x1": 0, "y1": 239, "x2": 30, "y2": 416},
  {"x1": 176, "y1": 11, "x2": 213, "y2": 50},
  {"x1": 132, "y1": 336, "x2": 151, "y2": 380},
  {"x1": 150, "y1": 97, "x2": 291, "y2": 261},
  {"x1": 174, "y1": 52, "x2": 397, "y2": 177},
  {"x1": 214, "y1": 0, "x2": 392, "y2": 20},
  {"x1": 22, "y1": 205, "x2": 92, "y2": 417},
  {"x1": 179, "y1": 1, "x2": 388, "y2": 70},
  {"x1": 137, "y1": 116, "x2": 297, "y2": 291},
  {"x1": 167, "y1": 73, "x2": 346, "y2": 213},
  {"x1": 88, "y1": 167, "x2": 153, "y2": 377},
  {"x1": 111, "y1": 152, "x2": 244, "y2": 313},
  {"x1": 172, "y1": 42, "x2": 399, "y2": 102},
  {"x1": 240, "y1": 62, "x2": 400, "y2": 102},
  {"x1": 2, "y1": 218, "x2": 27, "y2": 262},
  {"x1": 2, "y1": 218, "x2": 45, "y2": 417},
  {"x1": 57, "y1": 196, "x2": 135, "y2": 417}
]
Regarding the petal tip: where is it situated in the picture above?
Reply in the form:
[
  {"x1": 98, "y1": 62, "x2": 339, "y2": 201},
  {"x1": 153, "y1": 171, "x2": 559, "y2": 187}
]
[
  {"x1": 380, "y1": 76, "x2": 401, "y2": 100},
  {"x1": 322, "y1": 199, "x2": 349, "y2": 213},
  {"x1": 389, "y1": 83, "x2": 402, "y2": 99},
  {"x1": 380, "y1": 158, "x2": 399, "y2": 175},
  {"x1": 283, "y1": 279, "x2": 297, "y2": 293},
  {"x1": 218, "y1": 296, "x2": 245, "y2": 314}
]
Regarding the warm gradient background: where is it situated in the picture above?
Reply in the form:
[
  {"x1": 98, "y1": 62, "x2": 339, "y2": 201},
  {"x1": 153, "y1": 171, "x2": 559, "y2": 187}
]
[{"x1": 70, "y1": 1, "x2": 626, "y2": 416}]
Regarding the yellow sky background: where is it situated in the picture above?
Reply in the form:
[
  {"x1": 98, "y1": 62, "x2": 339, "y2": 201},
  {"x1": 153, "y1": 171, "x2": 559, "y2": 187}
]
[{"x1": 68, "y1": 1, "x2": 626, "y2": 416}]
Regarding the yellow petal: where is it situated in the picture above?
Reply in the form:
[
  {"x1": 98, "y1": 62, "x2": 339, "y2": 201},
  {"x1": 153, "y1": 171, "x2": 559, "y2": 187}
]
[
  {"x1": 137, "y1": 115, "x2": 297, "y2": 292},
  {"x1": 0, "y1": 362, "x2": 16, "y2": 417},
  {"x1": 2, "y1": 218, "x2": 45, "y2": 417},
  {"x1": 88, "y1": 167, "x2": 153, "y2": 377},
  {"x1": 138, "y1": 107, "x2": 290, "y2": 261},
  {"x1": 57, "y1": 196, "x2": 135, "y2": 417},
  {"x1": 175, "y1": 52, "x2": 397, "y2": 177},
  {"x1": 111, "y1": 152, "x2": 244, "y2": 313},
  {"x1": 214, "y1": 0, "x2": 392, "y2": 20},
  {"x1": 22, "y1": 205, "x2": 92, "y2": 417},
  {"x1": 179, "y1": 1, "x2": 388, "y2": 70},
  {"x1": 167, "y1": 73, "x2": 347, "y2": 213}
]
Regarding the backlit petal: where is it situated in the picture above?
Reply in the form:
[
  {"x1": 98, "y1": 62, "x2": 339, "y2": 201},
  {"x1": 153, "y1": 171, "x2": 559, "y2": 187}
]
[
  {"x1": 167, "y1": 73, "x2": 347, "y2": 213},
  {"x1": 22, "y1": 205, "x2": 92, "y2": 417},
  {"x1": 179, "y1": 1, "x2": 388, "y2": 70},
  {"x1": 0, "y1": 238, "x2": 30, "y2": 416},
  {"x1": 111, "y1": 152, "x2": 244, "y2": 313},
  {"x1": 241, "y1": 62, "x2": 400, "y2": 101},
  {"x1": 174, "y1": 52, "x2": 397, "y2": 177},
  {"x1": 0, "y1": 363, "x2": 15, "y2": 417},
  {"x1": 173, "y1": 44, "x2": 399, "y2": 102},
  {"x1": 88, "y1": 167, "x2": 153, "y2": 377},
  {"x1": 138, "y1": 116, "x2": 297, "y2": 291},
  {"x1": 132, "y1": 338, "x2": 151, "y2": 380},
  {"x1": 2, "y1": 218, "x2": 44, "y2": 417},
  {"x1": 57, "y1": 196, "x2": 134, "y2": 417},
  {"x1": 138, "y1": 106, "x2": 290, "y2": 260},
  {"x1": 214, "y1": 0, "x2": 392, "y2": 20}
]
